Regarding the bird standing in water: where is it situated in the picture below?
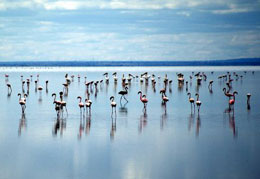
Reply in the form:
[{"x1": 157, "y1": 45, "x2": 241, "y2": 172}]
[
  {"x1": 7, "y1": 83, "x2": 12, "y2": 94},
  {"x1": 229, "y1": 91, "x2": 238, "y2": 111},
  {"x1": 160, "y1": 89, "x2": 169, "y2": 104},
  {"x1": 85, "y1": 98, "x2": 92, "y2": 115},
  {"x1": 195, "y1": 93, "x2": 202, "y2": 114},
  {"x1": 247, "y1": 93, "x2": 251, "y2": 110},
  {"x1": 118, "y1": 87, "x2": 128, "y2": 103},
  {"x1": 18, "y1": 93, "x2": 27, "y2": 113},
  {"x1": 110, "y1": 96, "x2": 117, "y2": 115},
  {"x1": 187, "y1": 92, "x2": 195, "y2": 112},
  {"x1": 138, "y1": 91, "x2": 148, "y2": 112}
]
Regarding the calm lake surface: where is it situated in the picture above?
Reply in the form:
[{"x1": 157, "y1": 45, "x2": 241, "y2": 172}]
[{"x1": 0, "y1": 66, "x2": 260, "y2": 179}]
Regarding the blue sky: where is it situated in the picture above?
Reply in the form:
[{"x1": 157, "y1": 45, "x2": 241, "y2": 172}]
[{"x1": 0, "y1": 0, "x2": 260, "y2": 61}]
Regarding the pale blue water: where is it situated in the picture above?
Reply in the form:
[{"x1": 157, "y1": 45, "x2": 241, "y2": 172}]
[{"x1": 0, "y1": 66, "x2": 260, "y2": 179}]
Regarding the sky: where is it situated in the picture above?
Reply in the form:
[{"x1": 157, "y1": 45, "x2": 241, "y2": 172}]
[{"x1": 0, "y1": 0, "x2": 260, "y2": 61}]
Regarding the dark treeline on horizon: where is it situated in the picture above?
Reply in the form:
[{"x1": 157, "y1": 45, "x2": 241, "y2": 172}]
[{"x1": 0, "y1": 58, "x2": 260, "y2": 67}]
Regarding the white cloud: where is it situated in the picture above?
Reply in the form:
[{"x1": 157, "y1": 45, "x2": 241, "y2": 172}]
[
  {"x1": 176, "y1": 11, "x2": 191, "y2": 17},
  {"x1": 0, "y1": 0, "x2": 259, "y2": 14},
  {"x1": 0, "y1": 29, "x2": 259, "y2": 61}
]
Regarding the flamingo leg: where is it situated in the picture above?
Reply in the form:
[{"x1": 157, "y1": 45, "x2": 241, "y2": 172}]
[{"x1": 123, "y1": 95, "x2": 128, "y2": 102}]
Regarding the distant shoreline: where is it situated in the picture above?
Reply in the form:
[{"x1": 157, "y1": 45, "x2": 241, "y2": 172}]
[{"x1": 0, "y1": 58, "x2": 260, "y2": 67}]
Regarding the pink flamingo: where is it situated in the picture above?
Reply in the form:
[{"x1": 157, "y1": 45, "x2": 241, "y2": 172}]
[
  {"x1": 18, "y1": 93, "x2": 27, "y2": 113},
  {"x1": 229, "y1": 91, "x2": 238, "y2": 106},
  {"x1": 85, "y1": 98, "x2": 92, "y2": 114},
  {"x1": 138, "y1": 91, "x2": 148, "y2": 109},
  {"x1": 160, "y1": 89, "x2": 169, "y2": 104},
  {"x1": 77, "y1": 96, "x2": 85, "y2": 114}
]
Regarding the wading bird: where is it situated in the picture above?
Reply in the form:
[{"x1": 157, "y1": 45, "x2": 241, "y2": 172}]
[
  {"x1": 59, "y1": 92, "x2": 68, "y2": 114},
  {"x1": 18, "y1": 93, "x2": 27, "y2": 113},
  {"x1": 187, "y1": 92, "x2": 195, "y2": 112},
  {"x1": 6, "y1": 83, "x2": 12, "y2": 93},
  {"x1": 138, "y1": 91, "x2": 148, "y2": 110},
  {"x1": 77, "y1": 96, "x2": 85, "y2": 114},
  {"x1": 52, "y1": 93, "x2": 61, "y2": 117},
  {"x1": 160, "y1": 89, "x2": 169, "y2": 104},
  {"x1": 118, "y1": 87, "x2": 128, "y2": 103},
  {"x1": 110, "y1": 96, "x2": 117, "y2": 115},
  {"x1": 195, "y1": 93, "x2": 202, "y2": 113},
  {"x1": 247, "y1": 93, "x2": 251, "y2": 110},
  {"x1": 85, "y1": 98, "x2": 92, "y2": 114}
]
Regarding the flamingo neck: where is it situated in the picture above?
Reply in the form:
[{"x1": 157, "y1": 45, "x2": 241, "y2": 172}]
[
  {"x1": 139, "y1": 93, "x2": 142, "y2": 100},
  {"x1": 188, "y1": 94, "x2": 191, "y2": 99}
]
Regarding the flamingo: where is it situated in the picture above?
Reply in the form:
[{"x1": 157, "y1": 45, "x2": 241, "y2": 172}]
[
  {"x1": 208, "y1": 80, "x2": 213, "y2": 89},
  {"x1": 160, "y1": 90, "x2": 169, "y2": 104},
  {"x1": 52, "y1": 93, "x2": 61, "y2": 116},
  {"x1": 110, "y1": 96, "x2": 117, "y2": 115},
  {"x1": 38, "y1": 86, "x2": 43, "y2": 91},
  {"x1": 18, "y1": 93, "x2": 27, "y2": 113},
  {"x1": 6, "y1": 83, "x2": 12, "y2": 93},
  {"x1": 22, "y1": 80, "x2": 25, "y2": 92},
  {"x1": 38, "y1": 86, "x2": 43, "y2": 100},
  {"x1": 195, "y1": 93, "x2": 202, "y2": 113},
  {"x1": 229, "y1": 91, "x2": 238, "y2": 105},
  {"x1": 160, "y1": 88, "x2": 166, "y2": 94},
  {"x1": 85, "y1": 98, "x2": 92, "y2": 114},
  {"x1": 45, "y1": 80, "x2": 49, "y2": 91},
  {"x1": 118, "y1": 87, "x2": 128, "y2": 103},
  {"x1": 151, "y1": 74, "x2": 155, "y2": 83},
  {"x1": 77, "y1": 96, "x2": 85, "y2": 114},
  {"x1": 34, "y1": 80, "x2": 38, "y2": 91},
  {"x1": 63, "y1": 83, "x2": 69, "y2": 92},
  {"x1": 138, "y1": 91, "x2": 148, "y2": 109},
  {"x1": 187, "y1": 92, "x2": 195, "y2": 112},
  {"x1": 127, "y1": 74, "x2": 133, "y2": 82},
  {"x1": 26, "y1": 79, "x2": 30, "y2": 93},
  {"x1": 164, "y1": 74, "x2": 168, "y2": 83},
  {"x1": 103, "y1": 72, "x2": 109, "y2": 83},
  {"x1": 247, "y1": 93, "x2": 251, "y2": 110},
  {"x1": 223, "y1": 88, "x2": 233, "y2": 99},
  {"x1": 177, "y1": 73, "x2": 184, "y2": 83},
  {"x1": 185, "y1": 81, "x2": 188, "y2": 91},
  {"x1": 112, "y1": 72, "x2": 118, "y2": 82},
  {"x1": 59, "y1": 92, "x2": 68, "y2": 114}
]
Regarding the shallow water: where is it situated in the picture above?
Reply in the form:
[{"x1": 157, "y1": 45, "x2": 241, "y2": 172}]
[{"x1": 0, "y1": 66, "x2": 260, "y2": 179}]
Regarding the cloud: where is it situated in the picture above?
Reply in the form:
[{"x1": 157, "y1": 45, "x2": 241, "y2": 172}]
[
  {"x1": 1, "y1": 28, "x2": 259, "y2": 61},
  {"x1": 0, "y1": 1, "x2": 259, "y2": 61},
  {"x1": 0, "y1": 0, "x2": 259, "y2": 14}
]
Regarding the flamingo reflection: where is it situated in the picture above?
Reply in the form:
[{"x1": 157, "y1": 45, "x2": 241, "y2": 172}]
[
  {"x1": 53, "y1": 116, "x2": 66, "y2": 137},
  {"x1": 160, "y1": 103, "x2": 168, "y2": 131},
  {"x1": 110, "y1": 115, "x2": 117, "y2": 141},
  {"x1": 139, "y1": 111, "x2": 148, "y2": 134},
  {"x1": 18, "y1": 113, "x2": 27, "y2": 136}
]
